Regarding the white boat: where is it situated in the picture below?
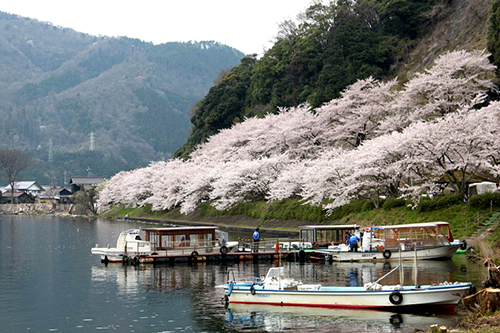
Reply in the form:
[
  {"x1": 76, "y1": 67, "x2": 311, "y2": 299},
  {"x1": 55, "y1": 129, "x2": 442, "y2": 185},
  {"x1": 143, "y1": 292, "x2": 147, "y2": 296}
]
[
  {"x1": 218, "y1": 266, "x2": 473, "y2": 310},
  {"x1": 91, "y1": 229, "x2": 153, "y2": 263},
  {"x1": 316, "y1": 222, "x2": 463, "y2": 262}
]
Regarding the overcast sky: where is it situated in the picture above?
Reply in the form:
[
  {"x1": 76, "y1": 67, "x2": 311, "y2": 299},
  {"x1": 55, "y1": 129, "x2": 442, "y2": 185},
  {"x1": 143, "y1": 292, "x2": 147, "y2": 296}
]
[{"x1": 1, "y1": 0, "x2": 313, "y2": 55}]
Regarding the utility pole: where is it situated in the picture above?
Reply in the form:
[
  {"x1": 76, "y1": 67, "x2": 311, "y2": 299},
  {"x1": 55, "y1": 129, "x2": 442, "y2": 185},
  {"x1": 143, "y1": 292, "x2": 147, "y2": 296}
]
[
  {"x1": 89, "y1": 132, "x2": 95, "y2": 151},
  {"x1": 48, "y1": 138, "x2": 53, "y2": 163}
]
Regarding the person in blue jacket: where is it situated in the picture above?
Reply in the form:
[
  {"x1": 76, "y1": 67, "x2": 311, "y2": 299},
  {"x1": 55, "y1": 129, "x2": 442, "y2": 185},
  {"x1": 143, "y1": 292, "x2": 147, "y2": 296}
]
[
  {"x1": 349, "y1": 234, "x2": 360, "y2": 252},
  {"x1": 252, "y1": 228, "x2": 260, "y2": 252}
]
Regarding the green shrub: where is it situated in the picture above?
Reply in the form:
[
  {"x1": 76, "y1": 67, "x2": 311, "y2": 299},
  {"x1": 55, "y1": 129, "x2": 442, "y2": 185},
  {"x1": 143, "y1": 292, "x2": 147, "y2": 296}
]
[
  {"x1": 417, "y1": 194, "x2": 462, "y2": 212},
  {"x1": 362, "y1": 200, "x2": 376, "y2": 211},
  {"x1": 382, "y1": 198, "x2": 406, "y2": 209},
  {"x1": 469, "y1": 192, "x2": 500, "y2": 209},
  {"x1": 328, "y1": 199, "x2": 375, "y2": 219}
]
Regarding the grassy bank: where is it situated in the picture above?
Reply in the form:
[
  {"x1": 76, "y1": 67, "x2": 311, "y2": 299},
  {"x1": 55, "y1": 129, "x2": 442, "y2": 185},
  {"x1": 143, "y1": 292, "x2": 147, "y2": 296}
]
[{"x1": 102, "y1": 193, "x2": 500, "y2": 241}]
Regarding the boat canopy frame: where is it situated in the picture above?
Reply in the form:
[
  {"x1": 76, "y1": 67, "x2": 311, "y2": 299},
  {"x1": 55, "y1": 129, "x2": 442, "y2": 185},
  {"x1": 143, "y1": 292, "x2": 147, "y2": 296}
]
[
  {"x1": 299, "y1": 224, "x2": 359, "y2": 245},
  {"x1": 143, "y1": 226, "x2": 218, "y2": 251}
]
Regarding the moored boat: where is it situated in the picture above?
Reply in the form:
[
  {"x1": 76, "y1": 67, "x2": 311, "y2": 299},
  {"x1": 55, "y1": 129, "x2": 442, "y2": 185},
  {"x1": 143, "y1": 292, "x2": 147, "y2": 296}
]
[
  {"x1": 91, "y1": 229, "x2": 152, "y2": 263},
  {"x1": 91, "y1": 226, "x2": 239, "y2": 263},
  {"x1": 317, "y1": 222, "x2": 464, "y2": 262},
  {"x1": 219, "y1": 266, "x2": 473, "y2": 310}
]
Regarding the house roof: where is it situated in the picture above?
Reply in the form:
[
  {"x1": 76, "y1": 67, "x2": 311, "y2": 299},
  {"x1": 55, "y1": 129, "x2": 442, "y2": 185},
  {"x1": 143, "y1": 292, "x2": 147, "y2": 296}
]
[
  {"x1": 39, "y1": 186, "x2": 72, "y2": 197},
  {"x1": 69, "y1": 177, "x2": 105, "y2": 186},
  {"x1": 4, "y1": 181, "x2": 45, "y2": 191},
  {"x1": 2, "y1": 191, "x2": 33, "y2": 198}
]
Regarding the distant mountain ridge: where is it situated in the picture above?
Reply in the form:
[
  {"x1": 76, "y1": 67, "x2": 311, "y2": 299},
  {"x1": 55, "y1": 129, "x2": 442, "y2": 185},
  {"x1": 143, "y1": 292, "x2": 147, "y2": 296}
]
[{"x1": 0, "y1": 11, "x2": 244, "y2": 184}]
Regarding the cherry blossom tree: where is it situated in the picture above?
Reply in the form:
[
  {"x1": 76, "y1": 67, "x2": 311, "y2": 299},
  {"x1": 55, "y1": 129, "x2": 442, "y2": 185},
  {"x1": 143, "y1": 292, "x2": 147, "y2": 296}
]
[
  {"x1": 399, "y1": 103, "x2": 500, "y2": 201},
  {"x1": 209, "y1": 155, "x2": 290, "y2": 210},
  {"x1": 97, "y1": 49, "x2": 500, "y2": 217},
  {"x1": 190, "y1": 105, "x2": 329, "y2": 163},
  {"x1": 316, "y1": 76, "x2": 398, "y2": 148},
  {"x1": 379, "y1": 50, "x2": 496, "y2": 134}
]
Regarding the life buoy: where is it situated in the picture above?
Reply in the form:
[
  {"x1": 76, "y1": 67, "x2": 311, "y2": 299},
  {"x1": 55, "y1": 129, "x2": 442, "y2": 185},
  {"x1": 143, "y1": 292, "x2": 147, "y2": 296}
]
[
  {"x1": 250, "y1": 284, "x2": 256, "y2": 295},
  {"x1": 191, "y1": 251, "x2": 199, "y2": 260},
  {"x1": 383, "y1": 249, "x2": 392, "y2": 259},
  {"x1": 220, "y1": 246, "x2": 228, "y2": 255},
  {"x1": 376, "y1": 245, "x2": 385, "y2": 252},
  {"x1": 206, "y1": 246, "x2": 213, "y2": 253},
  {"x1": 460, "y1": 239, "x2": 468, "y2": 250},
  {"x1": 389, "y1": 290, "x2": 403, "y2": 305}
]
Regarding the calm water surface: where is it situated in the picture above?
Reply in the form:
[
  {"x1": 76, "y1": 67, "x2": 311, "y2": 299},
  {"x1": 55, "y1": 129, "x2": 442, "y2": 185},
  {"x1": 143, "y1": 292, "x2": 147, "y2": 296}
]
[{"x1": 0, "y1": 216, "x2": 486, "y2": 332}]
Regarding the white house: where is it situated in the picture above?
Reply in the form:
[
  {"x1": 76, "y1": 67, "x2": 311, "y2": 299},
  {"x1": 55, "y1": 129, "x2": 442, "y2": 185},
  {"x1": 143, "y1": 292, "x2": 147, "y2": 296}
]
[{"x1": 3, "y1": 181, "x2": 45, "y2": 196}]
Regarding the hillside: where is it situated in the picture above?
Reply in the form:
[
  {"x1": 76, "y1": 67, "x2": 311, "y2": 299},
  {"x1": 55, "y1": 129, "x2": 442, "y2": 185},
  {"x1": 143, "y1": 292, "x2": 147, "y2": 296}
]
[
  {"x1": 0, "y1": 11, "x2": 244, "y2": 184},
  {"x1": 398, "y1": 0, "x2": 491, "y2": 75},
  {"x1": 176, "y1": 0, "x2": 494, "y2": 158}
]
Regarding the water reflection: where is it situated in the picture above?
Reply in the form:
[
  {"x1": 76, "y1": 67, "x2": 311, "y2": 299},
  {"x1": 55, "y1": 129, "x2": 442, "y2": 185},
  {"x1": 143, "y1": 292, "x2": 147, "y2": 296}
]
[{"x1": 225, "y1": 303, "x2": 456, "y2": 333}]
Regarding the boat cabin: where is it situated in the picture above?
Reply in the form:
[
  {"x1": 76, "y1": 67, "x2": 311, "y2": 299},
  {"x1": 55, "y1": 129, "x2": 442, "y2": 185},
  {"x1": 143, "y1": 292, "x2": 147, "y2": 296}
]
[
  {"x1": 299, "y1": 225, "x2": 359, "y2": 248},
  {"x1": 143, "y1": 226, "x2": 217, "y2": 251},
  {"x1": 372, "y1": 222, "x2": 454, "y2": 250}
]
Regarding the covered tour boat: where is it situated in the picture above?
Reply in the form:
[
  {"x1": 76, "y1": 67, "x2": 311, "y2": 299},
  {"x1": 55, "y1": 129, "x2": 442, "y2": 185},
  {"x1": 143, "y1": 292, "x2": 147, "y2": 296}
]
[
  {"x1": 316, "y1": 222, "x2": 464, "y2": 262},
  {"x1": 91, "y1": 226, "x2": 239, "y2": 263}
]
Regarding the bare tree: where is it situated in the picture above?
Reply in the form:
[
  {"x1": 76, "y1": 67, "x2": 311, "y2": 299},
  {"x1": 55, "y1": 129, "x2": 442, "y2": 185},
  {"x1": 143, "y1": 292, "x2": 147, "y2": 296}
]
[
  {"x1": 0, "y1": 149, "x2": 33, "y2": 205},
  {"x1": 73, "y1": 185, "x2": 99, "y2": 215}
]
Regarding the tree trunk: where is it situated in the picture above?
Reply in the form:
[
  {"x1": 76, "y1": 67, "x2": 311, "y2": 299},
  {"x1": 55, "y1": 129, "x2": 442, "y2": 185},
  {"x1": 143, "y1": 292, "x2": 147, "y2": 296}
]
[{"x1": 464, "y1": 288, "x2": 500, "y2": 313}]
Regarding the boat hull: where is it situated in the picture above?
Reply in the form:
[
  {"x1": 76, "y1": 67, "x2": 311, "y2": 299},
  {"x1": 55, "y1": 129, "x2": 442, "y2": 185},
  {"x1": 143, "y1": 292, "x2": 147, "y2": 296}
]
[
  {"x1": 324, "y1": 245, "x2": 459, "y2": 262},
  {"x1": 91, "y1": 248, "x2": 151, "y2": 263},
  {"x1": 225, "y1": 283, "x2": 471, "y2": 310}
]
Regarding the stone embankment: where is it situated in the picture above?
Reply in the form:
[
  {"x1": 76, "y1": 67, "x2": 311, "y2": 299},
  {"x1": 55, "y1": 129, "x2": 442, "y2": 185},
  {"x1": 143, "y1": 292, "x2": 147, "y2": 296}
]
[{"x1": 0, "y1": 203, "x2": 74, "y2": 215}]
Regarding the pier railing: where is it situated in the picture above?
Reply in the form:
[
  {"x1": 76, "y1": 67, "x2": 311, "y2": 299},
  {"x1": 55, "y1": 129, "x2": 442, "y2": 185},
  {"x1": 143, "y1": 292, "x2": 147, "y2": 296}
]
[{"x1": 154, "y1": 238, "x2": 311, "y2": 257}]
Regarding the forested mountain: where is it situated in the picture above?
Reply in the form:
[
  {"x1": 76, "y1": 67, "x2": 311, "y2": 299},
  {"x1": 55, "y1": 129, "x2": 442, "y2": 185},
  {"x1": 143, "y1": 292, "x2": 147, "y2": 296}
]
[
  {"x1": 0, "y1": 11, "x2": 244, "y2": 184},
  {"x1": 175, "y1": 0, "x2": 494, "y2": 158}
]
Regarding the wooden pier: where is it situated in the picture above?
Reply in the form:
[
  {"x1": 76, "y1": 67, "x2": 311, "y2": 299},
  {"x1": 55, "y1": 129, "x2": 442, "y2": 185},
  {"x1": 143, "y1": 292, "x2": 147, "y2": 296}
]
[{"x1": 142, "y1": 250, "x2": 302, "y2": 264}]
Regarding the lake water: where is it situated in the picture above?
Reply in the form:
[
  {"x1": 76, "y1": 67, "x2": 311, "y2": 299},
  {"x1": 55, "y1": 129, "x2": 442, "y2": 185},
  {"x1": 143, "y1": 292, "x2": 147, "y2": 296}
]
[{"x1": 0, "y1": 216, "x2": 486, "y2": 332}]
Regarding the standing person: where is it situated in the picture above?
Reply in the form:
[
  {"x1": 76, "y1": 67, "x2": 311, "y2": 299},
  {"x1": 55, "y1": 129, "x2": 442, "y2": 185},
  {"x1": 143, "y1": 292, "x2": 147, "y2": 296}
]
[
  {"x1": 252, "y1": 228, "x2": 260, "y2": 253},
  {"x1": 349, "y1": 233, "x2": 360, "y2": 252}
]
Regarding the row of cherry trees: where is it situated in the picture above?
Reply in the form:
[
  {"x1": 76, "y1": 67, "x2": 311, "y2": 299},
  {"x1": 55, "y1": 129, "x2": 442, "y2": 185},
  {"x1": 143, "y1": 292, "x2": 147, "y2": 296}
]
[{"x1": 98, "y1": 50, "x2": 500, "y2": 215}]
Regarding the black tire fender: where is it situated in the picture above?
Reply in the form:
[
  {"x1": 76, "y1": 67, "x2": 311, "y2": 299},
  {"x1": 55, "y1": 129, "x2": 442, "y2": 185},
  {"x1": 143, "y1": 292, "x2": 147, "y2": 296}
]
[
  {"x1": 469, "y1": 284, "x2": 477, "y2": 295},
  {"x1": 389, "y1": 314, "x2": 403, "y2": 326},
  {"x1": 220, "y1": 245, "x2": 228, "y2": 255},
  {"x1": 383, "y1": 249, "x2": 392, "y2": 259},
  {"x1": 191, "y1": 251, "x2": 199, "y2": 260},
  {"x1": 250, "y1": 284, "x2": 256, "y2": 295},
  {"x1": 389, "y1": 290, "x2": 403, "y2": 305},
  {"x1": 460, "y1": 239, "x2": 468, "y2": 250}
]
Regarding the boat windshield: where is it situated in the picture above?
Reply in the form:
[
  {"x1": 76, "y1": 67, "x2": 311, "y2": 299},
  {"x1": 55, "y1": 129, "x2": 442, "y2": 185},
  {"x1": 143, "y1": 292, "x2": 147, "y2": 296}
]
[{"x1": 265, "y1": 267, "x2": 284, "y2": 280}]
